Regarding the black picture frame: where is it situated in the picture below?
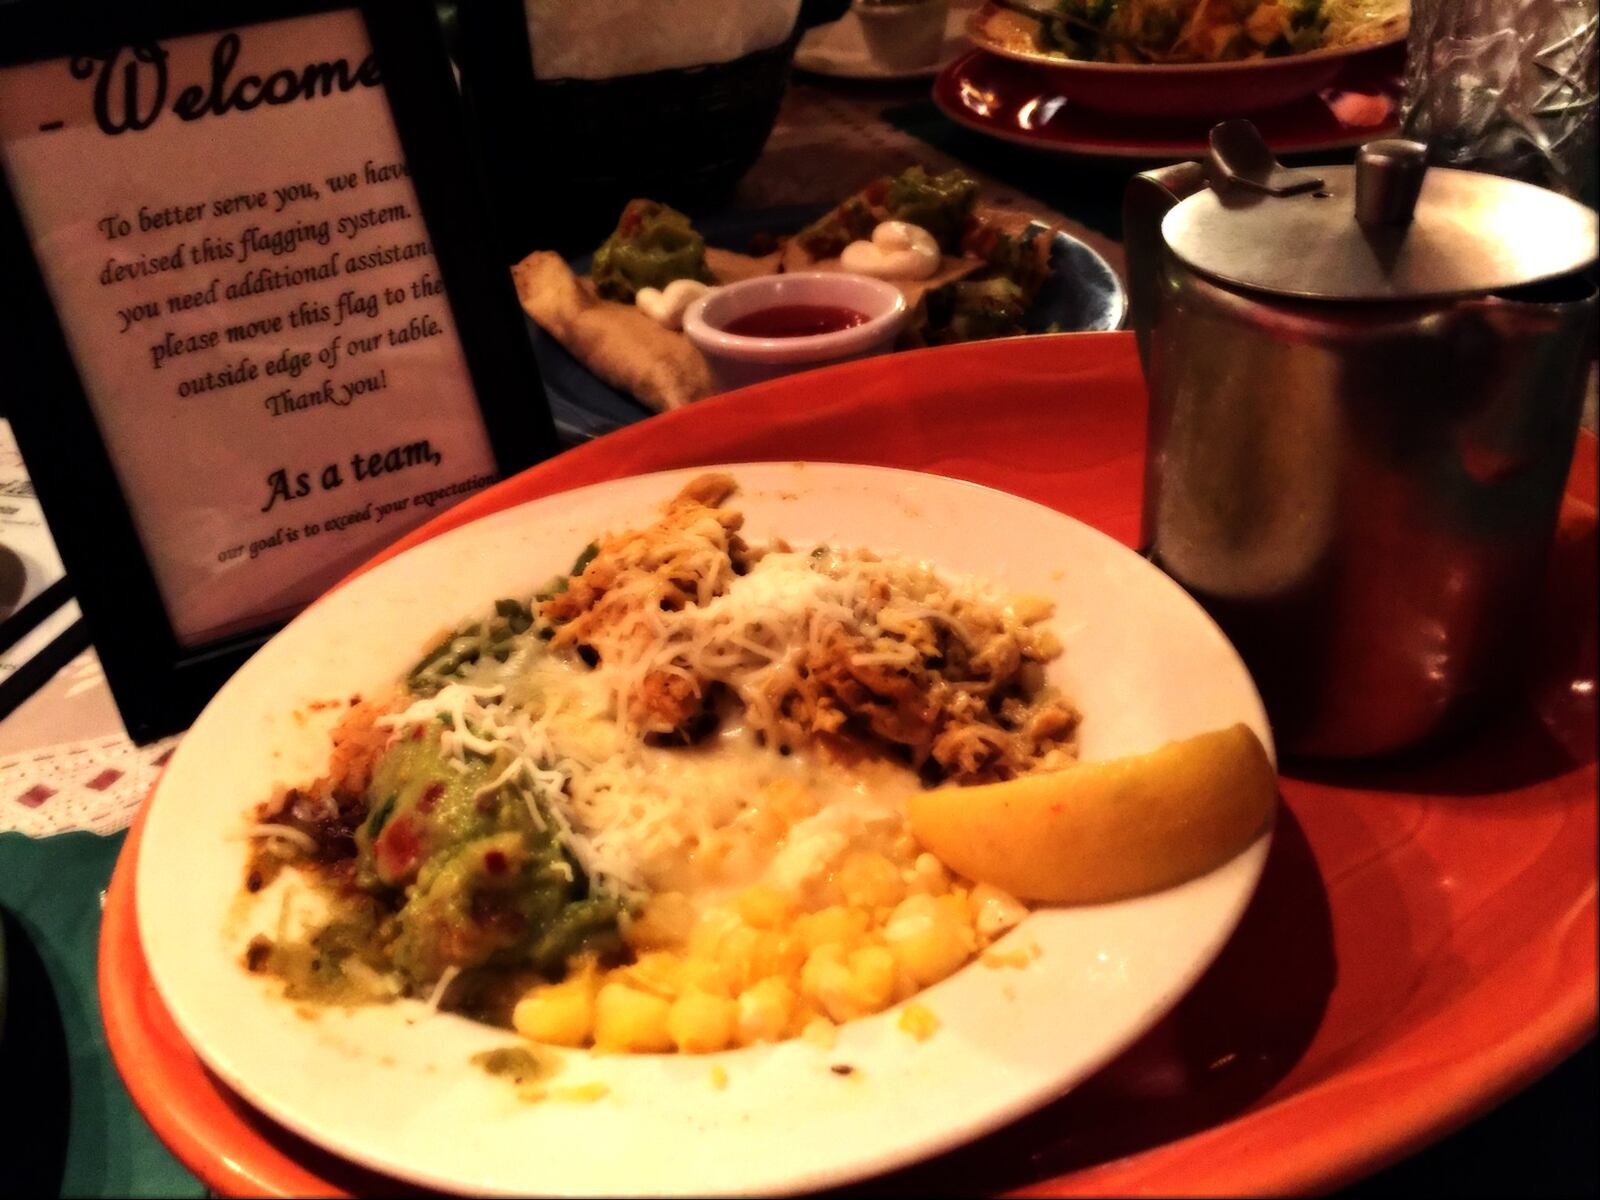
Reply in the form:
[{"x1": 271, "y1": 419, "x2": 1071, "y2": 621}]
[{"x1": 0, "y1": 0, "x2": 558, "y2": 742}]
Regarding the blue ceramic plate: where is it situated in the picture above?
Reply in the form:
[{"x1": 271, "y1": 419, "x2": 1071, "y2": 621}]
[{"x1": 528, "y1": 205, "x2": 1126, "y2": 445}]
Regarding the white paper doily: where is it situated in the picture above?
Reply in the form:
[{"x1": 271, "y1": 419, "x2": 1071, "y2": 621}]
[{"x1": 0, "y1": 651, "x2": 181, "y2": 837}]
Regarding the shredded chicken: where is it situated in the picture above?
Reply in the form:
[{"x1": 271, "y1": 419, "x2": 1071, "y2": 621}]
[
  {"x1": 248, "y1": 694, "x2": 401, "y2": 883},
  {"x1": 536, "y1": 474, "x2": 1078, "y2": 783}
]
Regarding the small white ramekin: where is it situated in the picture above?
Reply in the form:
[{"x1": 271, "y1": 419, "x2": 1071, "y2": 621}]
[
  {"x1": 854, "y1": 0, "x2": 951, "y2": 72},
  {"x1": 682, "y1": 272, "x2": 909, "y2": 394}
]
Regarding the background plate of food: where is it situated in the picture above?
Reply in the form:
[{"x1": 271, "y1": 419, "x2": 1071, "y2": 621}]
[
  {"x1": 968, "y1": 0, "x2": 1408, "y2": 116},
  {"x1": 136, "y1": 462, "x2": 1273, "y2": 1196},
  {"x1": 518, "y1": 172, "x2": 1126, "y2": 443},
  {"x1": 935, "y1": 42, "x2": 1401, "y2": 156}
]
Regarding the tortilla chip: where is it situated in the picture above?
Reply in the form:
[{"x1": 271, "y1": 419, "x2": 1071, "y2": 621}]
[
  {"x1": 792, "y1": 252, "x2": 983, "y2": 311},
  {"x1": 899, "y1": 256, "x2": 985, "y2": 310},
  {"x1": 780, "y1": 239, "x2": 821, "y2": 275},
  {"x1": 974, "y1": 205, "x2": 1050, "y2": 239},
  {"x1": 782, "y1": 201, "x2": 1046, "y2": 308},
  {"x1": 706, "y1": 247, "x2": 782, "y2": 285},
  {"x1": 512, "y1": 251, "x2": 712, "y2": 413}
]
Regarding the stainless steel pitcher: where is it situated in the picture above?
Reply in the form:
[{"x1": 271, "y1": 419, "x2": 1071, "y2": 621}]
[{"x1": 1126, "y1": 122, "x2": 1599, "y2": 758}]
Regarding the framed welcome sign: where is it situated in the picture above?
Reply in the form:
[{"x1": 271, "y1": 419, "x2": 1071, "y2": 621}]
[{"x1": 0, "y1": 0, "x2": 556, "y2": 739}]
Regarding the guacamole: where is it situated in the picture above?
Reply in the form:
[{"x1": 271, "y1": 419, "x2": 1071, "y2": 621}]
[
  {"x1": 923, "y1": 277, "x2": 1030, "y2": 344},
  {"x1": 794, "y1": 166, "x2": 981, "y2": 259},
  {"x1": 590, "y1": 199, "x2": 714, "y2": 303},
  {"x1": 245, "y1": 604, "x2": 625, "y2": 1005},
  {"x1": 883, "y1": 166, "x2": 980, "y2": 254},
  {"x1": 794, "y1": 194, "x2": 881, "y2": 260},
  {"x1": 358, "y1": 725, "x2": 621, "y2": 987}
]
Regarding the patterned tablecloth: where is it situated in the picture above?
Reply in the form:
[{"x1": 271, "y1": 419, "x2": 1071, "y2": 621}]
[{"x1": 0, "y1": 414, "x2": 177, "y2": 836}]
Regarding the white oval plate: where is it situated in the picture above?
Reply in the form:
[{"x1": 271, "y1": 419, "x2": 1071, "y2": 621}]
[{"x1": 137, "y1": 463, "x2": 1274, "y2": 1197}]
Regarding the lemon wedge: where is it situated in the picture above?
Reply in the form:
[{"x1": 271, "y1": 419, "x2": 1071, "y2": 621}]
[{"x1": 907, "y1": 723, "x2": 1276, "y2": 905}]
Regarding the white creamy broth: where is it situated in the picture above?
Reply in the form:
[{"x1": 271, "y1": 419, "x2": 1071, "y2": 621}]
[{"x1": 512, "y1": 652, "x2": 920, "y2": 907}]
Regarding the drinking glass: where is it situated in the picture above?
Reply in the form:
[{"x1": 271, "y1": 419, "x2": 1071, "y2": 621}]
[{"x1": 1401, "y1": 0, "x2": 1598, "y2": 205}]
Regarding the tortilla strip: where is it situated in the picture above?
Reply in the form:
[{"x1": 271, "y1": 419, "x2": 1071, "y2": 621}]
[{"x1": 513, "y1": 251, "x2": 712, "y2": 412}]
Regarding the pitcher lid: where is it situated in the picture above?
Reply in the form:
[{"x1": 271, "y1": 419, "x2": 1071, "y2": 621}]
[{"x1": 1163, "y1": 122, "x2": 1599, "y2": 302}]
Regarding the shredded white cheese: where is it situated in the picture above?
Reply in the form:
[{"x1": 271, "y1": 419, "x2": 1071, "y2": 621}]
[
  {"x1": 245, "y1": 823, "x2": 320, "y2": 855},
  {"x1": 361, "y1": 519, "x2": 1056, "y2": 910},
  {"x1": 425, "y1": 964, "x2": 462, "y2": 1012}
]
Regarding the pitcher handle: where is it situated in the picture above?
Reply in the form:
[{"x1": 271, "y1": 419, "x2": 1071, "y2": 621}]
[{"x1": 1124, "y1": 163, "x2": 1209, "y2": 374}]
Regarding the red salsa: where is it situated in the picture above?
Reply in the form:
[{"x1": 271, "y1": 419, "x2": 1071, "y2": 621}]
[{"x1": 722, "y1": 304, "x2": 869, "y2": 338}]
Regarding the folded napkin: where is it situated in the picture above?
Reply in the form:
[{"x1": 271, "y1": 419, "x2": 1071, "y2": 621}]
[{"x1": 527, "y1": 0, "x2": 803, "y2": 80}]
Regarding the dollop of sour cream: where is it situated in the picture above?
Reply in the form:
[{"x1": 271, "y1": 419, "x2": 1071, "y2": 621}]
[
  {"x1": 636, "y1": 279, "x2": 712, "y2": 331},
  {"x1": 839, "y1": 221, "x2": 941, "y2": 282}
]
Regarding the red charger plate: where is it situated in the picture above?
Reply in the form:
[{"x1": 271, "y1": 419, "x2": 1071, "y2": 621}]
[
  {"x1": 102, "y1": 333, "x2": 1598, "y2": 1197},
  {"x1": 933, "y1": 46, "x2": 1404, "y2": 158}
]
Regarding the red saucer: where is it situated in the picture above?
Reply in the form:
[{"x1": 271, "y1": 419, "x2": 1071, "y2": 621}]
[
  {"x1": 933, "y1": 46, "x2": 1404, "y2": 158},
  {"x1": 102, "y1": 333, "x2": 1598, "y2": 1196}
]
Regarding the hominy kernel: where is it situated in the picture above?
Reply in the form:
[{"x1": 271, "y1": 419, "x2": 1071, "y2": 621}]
[
  {"x1": 736, "y1": 977, "x2": 798, "y2": 1045},
  {"x1": 594, "y1": 984, "x2": 674, "y2": 1052},
  {"x1": 668, "y1": 988, "x2": 738, "y2": 1054},
  {"x1": 898, "y1": 1003, "x2": 940, "y2": 1041},
  {"x1": 801, "y1": 1016, "x2": 837, "y2": 1049},
  {"x1": 736, "y1": 883, "x2": 797, "y2": 929}
]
